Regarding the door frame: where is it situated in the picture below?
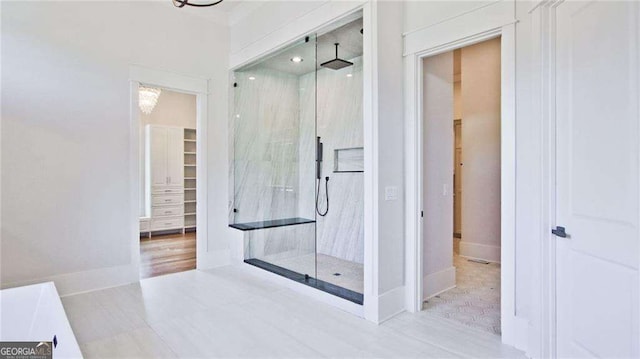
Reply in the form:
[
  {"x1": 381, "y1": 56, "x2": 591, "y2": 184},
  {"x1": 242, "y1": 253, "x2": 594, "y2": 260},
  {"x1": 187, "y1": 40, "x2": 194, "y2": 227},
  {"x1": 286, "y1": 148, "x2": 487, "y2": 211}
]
[
  {"x1": 403, "y1": 14, "x2": 521, "y2": 347},
  {"x1": 129, "y1": 65, "x2": 209, "y2": 277}
]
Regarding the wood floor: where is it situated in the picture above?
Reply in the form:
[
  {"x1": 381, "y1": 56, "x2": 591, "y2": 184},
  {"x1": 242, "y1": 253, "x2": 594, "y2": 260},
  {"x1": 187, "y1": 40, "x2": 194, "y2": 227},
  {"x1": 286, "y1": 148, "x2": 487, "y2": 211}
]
[
  {"x1": 140, "y1": 231, "x2": 196, "y2": 279},
  {"x1": 62, "y1": 265, "x2": 525, "y2": 358}
]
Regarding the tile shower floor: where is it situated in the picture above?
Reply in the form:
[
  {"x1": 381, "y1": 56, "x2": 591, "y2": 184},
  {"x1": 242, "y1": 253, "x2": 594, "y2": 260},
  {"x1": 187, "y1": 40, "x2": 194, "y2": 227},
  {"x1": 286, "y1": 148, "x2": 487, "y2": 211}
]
[
  {"x1": 269, "y1": 254, "x2": 364, "y2": 294},
  {"x1": 423, "y1": 254, "x2": 501, "y2": 335}
]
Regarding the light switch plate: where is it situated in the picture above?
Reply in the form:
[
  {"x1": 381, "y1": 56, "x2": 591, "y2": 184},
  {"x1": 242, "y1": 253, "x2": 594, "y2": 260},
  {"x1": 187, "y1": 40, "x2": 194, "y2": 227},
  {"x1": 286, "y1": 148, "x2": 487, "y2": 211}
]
[{"x1": 385, "y1": 186, "x2": 398, "y2": 201}]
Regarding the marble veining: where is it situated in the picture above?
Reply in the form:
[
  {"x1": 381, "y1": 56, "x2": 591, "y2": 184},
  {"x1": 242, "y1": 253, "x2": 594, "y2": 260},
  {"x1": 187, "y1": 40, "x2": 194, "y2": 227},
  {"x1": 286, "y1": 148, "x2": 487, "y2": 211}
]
[
  {"x1": 231, "y1": 54, "x2": 364, "y2": 276},
  {"x1": 300, "y1": 57, "x2": 364, "y2": 264},
  {"x1": 231, "y1": 69, "x2": 308, "y2": 224}
]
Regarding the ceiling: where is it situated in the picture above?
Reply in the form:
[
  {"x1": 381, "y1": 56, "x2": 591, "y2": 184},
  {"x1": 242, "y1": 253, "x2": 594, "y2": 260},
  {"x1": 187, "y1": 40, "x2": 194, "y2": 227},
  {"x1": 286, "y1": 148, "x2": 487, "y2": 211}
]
[{"x1": 238, "y1": 17, "x2": 363, "y2": 76}]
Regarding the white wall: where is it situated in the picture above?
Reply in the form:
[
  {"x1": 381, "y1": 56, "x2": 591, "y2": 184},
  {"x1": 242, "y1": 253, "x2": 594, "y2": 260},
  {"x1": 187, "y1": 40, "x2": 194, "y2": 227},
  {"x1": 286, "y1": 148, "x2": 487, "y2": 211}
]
[
  {"x1": 139, "y1": 89, "x2": 197, "y2": 216},
  {"x1": 404, "y1": 1, "x2": 496, "y2": 34},
  {"x1": 230, "y1": 1, "x2": 327, "y2": 55},
  {"x1": 460, "y1": 38, "x2": 501, "y2": 262},
  {"x1": 422, "y1": 52, "x2": 455, "y2": 299},
  {"x1": 1, "y1": 1, "x2": 229, "y2": 295},
  {"x1": 371, "y1": 0, "x2": 405, "y2": 317}
]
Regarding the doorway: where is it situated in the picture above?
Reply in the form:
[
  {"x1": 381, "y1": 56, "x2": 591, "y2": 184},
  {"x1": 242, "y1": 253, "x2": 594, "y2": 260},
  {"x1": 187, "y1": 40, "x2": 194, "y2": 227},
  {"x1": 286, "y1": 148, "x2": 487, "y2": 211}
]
[
  {"x1": 138, "y1": 86, "x2": 198, "y2": 279},
  {"x1": 420, "y1": 38, "x2": 502, "y2": 335}
]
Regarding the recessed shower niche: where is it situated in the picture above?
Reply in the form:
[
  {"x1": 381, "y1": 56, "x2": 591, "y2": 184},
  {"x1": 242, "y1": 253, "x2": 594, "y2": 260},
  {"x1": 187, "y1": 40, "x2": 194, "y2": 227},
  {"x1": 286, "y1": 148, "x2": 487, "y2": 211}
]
[{"x1": 229, "y1": 16, "x2": 364, "y2": 304}]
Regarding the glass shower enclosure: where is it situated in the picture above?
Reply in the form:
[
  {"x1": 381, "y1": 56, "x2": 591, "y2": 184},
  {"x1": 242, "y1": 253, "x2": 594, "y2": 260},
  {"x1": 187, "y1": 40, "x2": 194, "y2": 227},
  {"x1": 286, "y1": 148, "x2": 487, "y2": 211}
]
[{"x1": 230, "y1": 17, "x2": 364, "y2": 304}]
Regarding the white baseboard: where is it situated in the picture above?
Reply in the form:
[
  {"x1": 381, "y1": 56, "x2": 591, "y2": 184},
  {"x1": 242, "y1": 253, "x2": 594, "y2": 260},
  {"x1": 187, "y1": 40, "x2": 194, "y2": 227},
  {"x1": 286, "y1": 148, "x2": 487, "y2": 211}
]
[
  {"x1": 514, "y1": 316, "x2": 529, "y2": 353},
  {"x1": 502, "y1": 313, "x2": 529, "y2": 354},
  {"x1": 377, "y1": 285, "x2": 406, "y2": 323},
  {"x1": 459, "y1": 241, "x2": 501, "y2": 263},
  {"x1": 1, "y1": 264, "x2": 138, "y2": 297},
  {"x1": 423, "y1": 266, "x2": 456, "y2": 299}
]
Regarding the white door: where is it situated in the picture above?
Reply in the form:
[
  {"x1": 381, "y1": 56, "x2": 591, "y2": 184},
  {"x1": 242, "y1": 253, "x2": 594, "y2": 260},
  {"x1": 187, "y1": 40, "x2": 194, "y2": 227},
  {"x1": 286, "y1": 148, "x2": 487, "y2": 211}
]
[
  {"x1": 166, "y1": 127, "x2": 184, "y2": 187},
  {"x1": 555, "y1": 1, "x2": 639, "y2": 357},
  {"x1": 150, "y1": 126, "x2": 168, "y2": 187}
]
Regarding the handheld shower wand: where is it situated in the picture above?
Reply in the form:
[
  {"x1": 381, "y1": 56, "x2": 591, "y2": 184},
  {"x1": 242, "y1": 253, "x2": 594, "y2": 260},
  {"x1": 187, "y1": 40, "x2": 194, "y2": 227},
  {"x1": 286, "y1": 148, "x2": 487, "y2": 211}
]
[
  {"x1": 316, "y1": 137, "x2": 329, "y2": 216},
  {"x1": 316, "y1": 136, "x2": 323, "y2": 181}
]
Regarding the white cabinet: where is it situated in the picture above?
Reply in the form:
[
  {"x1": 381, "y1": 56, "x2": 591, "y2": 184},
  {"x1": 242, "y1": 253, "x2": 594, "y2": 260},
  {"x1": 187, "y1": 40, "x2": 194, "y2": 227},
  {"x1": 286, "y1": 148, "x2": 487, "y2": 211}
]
[
  {"x1": 149, "y1": 126, "x2": 168, "y2": 187},
  {"x1": 151, "y1": 194, "x2": 183, "y2": 207},
  {"x1": 146, "y1": 125, "x2": 184, "y2": 189},
  {"x1": 166, "y1": 127, "x2": 184, "y2": 187},
  {"x1": 145, "y1": 125, "x2": 185, "y2": 232},
  {"x1": 152, "y1": 205, "x2": 184, "y2": 218}
]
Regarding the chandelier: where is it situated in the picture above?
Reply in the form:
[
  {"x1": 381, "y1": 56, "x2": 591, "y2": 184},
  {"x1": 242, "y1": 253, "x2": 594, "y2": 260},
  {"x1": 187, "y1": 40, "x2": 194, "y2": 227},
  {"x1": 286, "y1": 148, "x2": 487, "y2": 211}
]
[
  {"x1": 139, "y1": 86, "x2": 161, "y2": 115},
  {"x1": 172, "y1": 0, "x2": 223, "y2": 8}
]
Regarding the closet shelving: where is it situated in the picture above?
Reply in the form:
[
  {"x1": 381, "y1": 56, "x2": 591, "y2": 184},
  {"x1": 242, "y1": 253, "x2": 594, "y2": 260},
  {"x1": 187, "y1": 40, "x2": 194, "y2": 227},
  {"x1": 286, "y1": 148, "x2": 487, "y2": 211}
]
[{"x1": 184, "y1": 128, "x2": 197, "y2": 231}]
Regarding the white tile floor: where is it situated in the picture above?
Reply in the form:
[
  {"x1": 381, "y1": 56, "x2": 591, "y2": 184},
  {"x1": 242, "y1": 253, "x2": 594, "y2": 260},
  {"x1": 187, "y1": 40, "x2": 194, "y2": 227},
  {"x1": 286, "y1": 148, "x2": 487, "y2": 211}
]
[{"x1": 61, "y1": 265, "x2": 524, "y2": 358}]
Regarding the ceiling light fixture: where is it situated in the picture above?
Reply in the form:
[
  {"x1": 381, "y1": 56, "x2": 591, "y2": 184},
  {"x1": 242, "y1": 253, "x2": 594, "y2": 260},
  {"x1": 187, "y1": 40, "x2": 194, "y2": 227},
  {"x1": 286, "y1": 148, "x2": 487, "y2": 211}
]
[
  {"x1": 290, "y1": 56, "x2": 303, "y2": 63},
  {"x1": 139, "y1": 86, "x2": 161, "y2": 115},
  {"x1": 172, "y1": 0, "x2": 223, "y2": 8}
]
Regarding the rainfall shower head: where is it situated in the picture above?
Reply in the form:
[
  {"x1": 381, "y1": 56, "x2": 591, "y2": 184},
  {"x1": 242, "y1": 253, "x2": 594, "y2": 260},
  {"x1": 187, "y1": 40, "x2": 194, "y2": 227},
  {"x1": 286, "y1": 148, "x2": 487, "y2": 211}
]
[{"x1": 320, "y1": 43, "x2": 353, "y2": 70}]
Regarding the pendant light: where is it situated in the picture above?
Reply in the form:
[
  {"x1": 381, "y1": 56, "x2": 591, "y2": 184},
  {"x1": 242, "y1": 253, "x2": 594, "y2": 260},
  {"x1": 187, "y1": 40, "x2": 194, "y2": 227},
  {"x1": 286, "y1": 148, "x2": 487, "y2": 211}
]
[
  {"x1": 172, "y1": 0, "x2": 224, "y2": 8},
  {"x1": 139, "y1": 86, "x2": 161, "y2": 115}
]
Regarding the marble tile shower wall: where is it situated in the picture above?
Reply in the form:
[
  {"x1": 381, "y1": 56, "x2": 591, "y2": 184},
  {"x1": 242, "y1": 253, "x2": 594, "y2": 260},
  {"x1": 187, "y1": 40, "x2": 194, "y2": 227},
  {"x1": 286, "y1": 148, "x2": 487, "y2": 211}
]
[
  {"x1": 231, "y1": 68, "x2": 317, "y2": 264},
  {"x1": 231, "y1": 58, "x2": 363, "y2": 266},
  {"x1": 300, "y1": 57, "x2": 364, "y2": 264},
  {"x1": 231, "y1": 69, "x2": 313, "y2": 224}
]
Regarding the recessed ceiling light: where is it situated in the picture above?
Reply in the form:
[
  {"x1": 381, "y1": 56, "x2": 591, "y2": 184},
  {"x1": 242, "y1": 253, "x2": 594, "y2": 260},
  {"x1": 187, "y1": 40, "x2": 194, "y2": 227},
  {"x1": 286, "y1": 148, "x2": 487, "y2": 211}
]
[
  {"x1": 290, "y1": 56, "x2": 303, "y2": 63},
  {"x1": 346, "y1": 73, "x2": 353, "y2": 77},
  {"x1": 248, "y1": 76, "x2": 256, "y2": 80}
]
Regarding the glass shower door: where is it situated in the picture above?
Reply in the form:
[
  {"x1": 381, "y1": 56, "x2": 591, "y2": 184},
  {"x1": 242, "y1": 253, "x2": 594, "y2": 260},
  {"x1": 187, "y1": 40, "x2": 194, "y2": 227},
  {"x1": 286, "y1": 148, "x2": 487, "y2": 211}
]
[{"x1": 230, "y1": 35, "x2": 317, "y2": 279}]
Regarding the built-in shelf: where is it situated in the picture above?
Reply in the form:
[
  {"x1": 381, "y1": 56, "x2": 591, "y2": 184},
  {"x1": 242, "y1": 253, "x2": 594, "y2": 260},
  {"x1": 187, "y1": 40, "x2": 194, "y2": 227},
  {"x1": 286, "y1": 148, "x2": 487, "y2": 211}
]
[
  {"x1": 184, "y1": 128, "x2": 197, "y2": 231},
  {"x1": 229, "y1": 217, "x2": 315, "y2": 231}
]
